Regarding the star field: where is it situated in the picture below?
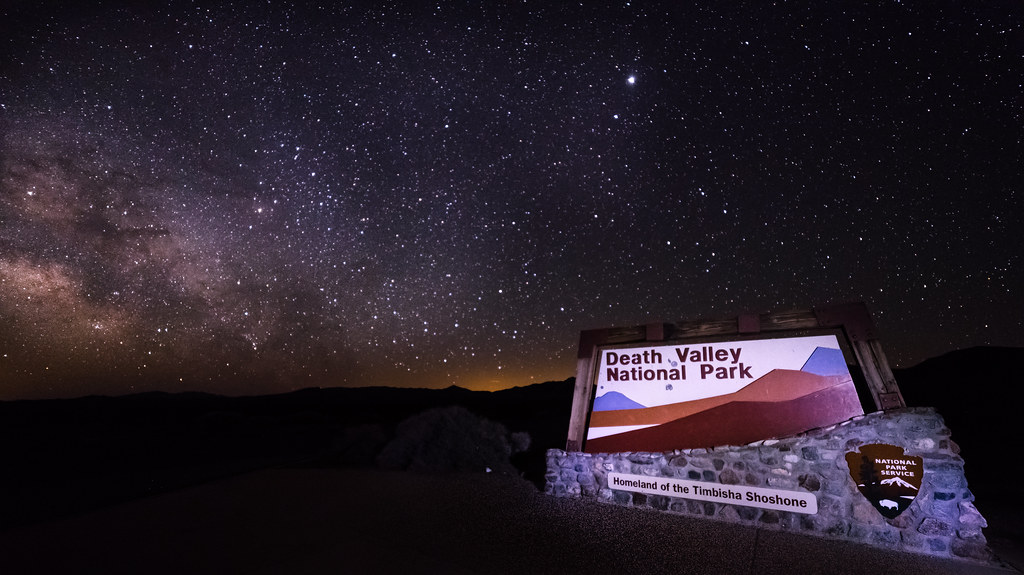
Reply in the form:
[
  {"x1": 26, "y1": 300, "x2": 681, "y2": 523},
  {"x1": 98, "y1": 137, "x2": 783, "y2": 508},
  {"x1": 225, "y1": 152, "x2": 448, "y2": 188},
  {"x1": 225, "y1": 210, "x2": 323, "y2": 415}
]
[{"x1": 1, "y1": 1, "x2": 1022, "y2": 399}]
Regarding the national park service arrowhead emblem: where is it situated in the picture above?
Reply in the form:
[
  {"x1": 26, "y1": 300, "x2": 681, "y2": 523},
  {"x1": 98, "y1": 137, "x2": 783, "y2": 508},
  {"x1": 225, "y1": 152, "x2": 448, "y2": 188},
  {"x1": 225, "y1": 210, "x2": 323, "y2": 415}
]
[{"x1": 845, "y1": 444, "x2": 923, "y2": 519}]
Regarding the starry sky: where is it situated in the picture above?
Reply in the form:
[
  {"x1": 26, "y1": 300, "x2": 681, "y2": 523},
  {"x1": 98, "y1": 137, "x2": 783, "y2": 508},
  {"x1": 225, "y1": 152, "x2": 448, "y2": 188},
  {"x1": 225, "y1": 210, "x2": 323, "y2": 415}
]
[{"x1": 1, "y1": 1, "x2": 1021, "y2": 400}]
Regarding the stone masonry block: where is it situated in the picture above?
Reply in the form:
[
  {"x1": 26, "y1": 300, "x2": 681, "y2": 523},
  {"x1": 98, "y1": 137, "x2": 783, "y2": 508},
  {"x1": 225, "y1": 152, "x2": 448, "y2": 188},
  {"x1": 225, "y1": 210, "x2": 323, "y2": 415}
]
[{"x1": 544, "y1": 408, "x2": 991, "y2": 564}]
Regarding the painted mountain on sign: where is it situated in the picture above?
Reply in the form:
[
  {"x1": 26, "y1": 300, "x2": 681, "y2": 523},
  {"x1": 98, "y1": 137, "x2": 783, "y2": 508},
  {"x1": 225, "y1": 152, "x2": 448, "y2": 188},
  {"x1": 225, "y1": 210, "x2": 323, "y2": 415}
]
[
  {"x1": 592, "y1": 391, "x2": 645, "y2": 412},
  {"x1": 800, "y1": 347, "x2": 849, "y2": 377},
  {"x1": 588, "y1": 370, "x2": 851, "y2": 428},
  {"x1": 585, "y1": 367, "x2": 863, "y2": 453}
]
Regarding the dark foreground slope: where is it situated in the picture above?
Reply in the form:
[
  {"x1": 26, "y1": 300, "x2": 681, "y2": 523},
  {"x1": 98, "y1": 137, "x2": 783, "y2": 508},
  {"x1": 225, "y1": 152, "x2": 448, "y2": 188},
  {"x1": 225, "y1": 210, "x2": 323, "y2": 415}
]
[{"x1": 0, "y1": 468, "x2": 1009, "y2": 575}]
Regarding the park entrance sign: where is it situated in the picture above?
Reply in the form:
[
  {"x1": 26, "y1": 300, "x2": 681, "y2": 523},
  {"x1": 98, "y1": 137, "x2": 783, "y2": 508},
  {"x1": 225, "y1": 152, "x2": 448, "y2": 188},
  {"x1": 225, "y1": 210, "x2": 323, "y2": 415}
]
[
  {"x1": 585, "y1": 334, "x2": 863, "y2": 453},
  {"x1": 566, "y1": 303, "x2": 905, "y2": 453},
  {"x1": 551, "y1": 304, "x2": 995, "y2": 561}
]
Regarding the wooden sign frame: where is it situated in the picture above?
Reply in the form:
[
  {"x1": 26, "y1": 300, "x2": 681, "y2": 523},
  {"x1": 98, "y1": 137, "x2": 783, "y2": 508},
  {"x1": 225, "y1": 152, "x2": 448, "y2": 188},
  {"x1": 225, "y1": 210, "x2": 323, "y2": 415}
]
[{"x1": 565, "y1": 302, "x2": 904, "y2": 452}]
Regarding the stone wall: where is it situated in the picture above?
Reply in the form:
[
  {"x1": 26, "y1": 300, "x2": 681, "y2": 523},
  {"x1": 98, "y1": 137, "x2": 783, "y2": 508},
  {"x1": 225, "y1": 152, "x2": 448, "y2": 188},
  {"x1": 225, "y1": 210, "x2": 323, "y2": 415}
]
[{"x1": 546, "y1": 407, "x2": 991, "y2": 562}]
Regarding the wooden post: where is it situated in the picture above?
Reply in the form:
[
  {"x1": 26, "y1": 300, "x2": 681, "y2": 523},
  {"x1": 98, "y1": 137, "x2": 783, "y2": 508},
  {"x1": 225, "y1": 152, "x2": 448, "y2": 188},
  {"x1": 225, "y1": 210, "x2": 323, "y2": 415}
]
[
  {"x1": 813, "y1": 302, "x2": 905, "y2": 411},
  {"x1": 565, "y1": 330, "x2": 602, "y2": 451}
]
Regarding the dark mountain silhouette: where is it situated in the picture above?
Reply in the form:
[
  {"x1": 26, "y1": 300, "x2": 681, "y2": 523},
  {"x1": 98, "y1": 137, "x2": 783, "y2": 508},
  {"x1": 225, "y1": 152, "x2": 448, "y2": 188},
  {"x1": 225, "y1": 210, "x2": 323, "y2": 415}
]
[
  {"x1": 895, "y1": 346, "x2": 1021, "y2": 417},
  {"x1": 893, "y1": 346, "x2": 1022, "y2": 498},
  {"x1": 895, "y1": 346, "x2": 1020, "y2": 446},
  {"x1": 0, "y1": 379, "x2": 576, "y2": 530}
]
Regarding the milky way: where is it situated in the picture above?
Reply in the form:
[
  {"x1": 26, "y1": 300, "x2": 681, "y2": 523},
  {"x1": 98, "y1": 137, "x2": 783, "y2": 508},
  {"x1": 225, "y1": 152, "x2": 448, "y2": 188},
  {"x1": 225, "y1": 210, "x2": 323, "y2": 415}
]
[{"x1": 1, "y1": 1, "x2": 1022, "y2": 399}]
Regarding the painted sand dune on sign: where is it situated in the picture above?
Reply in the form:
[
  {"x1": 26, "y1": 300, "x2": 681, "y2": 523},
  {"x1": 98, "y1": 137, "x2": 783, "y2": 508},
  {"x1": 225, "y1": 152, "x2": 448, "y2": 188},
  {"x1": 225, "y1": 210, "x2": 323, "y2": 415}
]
[
  {"x1": 589, "y1": 370, "x2": 852, "y2": 429},
  {"x1": 585, "y1": 381, "x2": 863, "y2": 453}
]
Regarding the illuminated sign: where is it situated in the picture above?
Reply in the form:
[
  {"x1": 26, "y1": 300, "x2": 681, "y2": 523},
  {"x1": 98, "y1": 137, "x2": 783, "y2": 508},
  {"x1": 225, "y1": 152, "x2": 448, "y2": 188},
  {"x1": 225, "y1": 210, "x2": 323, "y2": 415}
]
[
  {"x1": 846, "y1": 444, "x2": 923, "y2": 518},
  {"x1": 585, "y1": 334, "x2": 864, "y2": 453},
  {"x1": 608, "y1": 472, "x2": 818, "y2": 514}
]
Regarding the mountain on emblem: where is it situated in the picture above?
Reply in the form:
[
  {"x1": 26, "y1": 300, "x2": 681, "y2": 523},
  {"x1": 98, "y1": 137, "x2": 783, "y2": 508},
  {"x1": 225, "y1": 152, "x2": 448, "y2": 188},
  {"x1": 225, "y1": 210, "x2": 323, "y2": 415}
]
[
  {"x1": 880, "y1": 476, "x2": 918, "y2": 490},
  {"x1": 845, "y1": 444, "x2": 924, "y2": 519}
]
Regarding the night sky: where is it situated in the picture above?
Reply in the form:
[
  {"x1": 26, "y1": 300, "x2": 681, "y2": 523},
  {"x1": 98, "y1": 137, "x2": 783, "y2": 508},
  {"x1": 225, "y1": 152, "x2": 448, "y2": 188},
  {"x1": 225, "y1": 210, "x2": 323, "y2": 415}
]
[{"x1": 1, "y1": 1, "x2": 1021, "y2": 400}]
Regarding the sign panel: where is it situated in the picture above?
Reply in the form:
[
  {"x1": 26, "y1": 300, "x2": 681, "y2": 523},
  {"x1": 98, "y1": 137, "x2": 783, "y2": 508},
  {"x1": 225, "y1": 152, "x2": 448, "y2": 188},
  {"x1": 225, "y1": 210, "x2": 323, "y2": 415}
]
[
  {"x1": 585, "y1": 334, "x2": 864, "y2": 453},
  {"x1": 608, "y1": 472, "x2": 818, "y2": 514},
  {"x1": 846, "y1": 444, "x2": 923, "y2": 519}
]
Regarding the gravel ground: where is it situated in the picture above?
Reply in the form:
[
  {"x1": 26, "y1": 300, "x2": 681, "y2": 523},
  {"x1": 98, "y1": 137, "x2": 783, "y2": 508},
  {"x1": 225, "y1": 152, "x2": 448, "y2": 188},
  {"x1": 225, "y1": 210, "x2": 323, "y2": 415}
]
[{"x1": 1, "y1": 468, "x2": 1017, "y2": 574}]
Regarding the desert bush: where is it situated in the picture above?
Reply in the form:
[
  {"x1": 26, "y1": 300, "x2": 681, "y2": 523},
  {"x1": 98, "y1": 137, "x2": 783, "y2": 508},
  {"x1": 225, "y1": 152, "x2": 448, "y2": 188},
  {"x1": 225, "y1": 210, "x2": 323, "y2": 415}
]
[{"x1": 376, "y1": 406, "x2": 528, "y2": 474}]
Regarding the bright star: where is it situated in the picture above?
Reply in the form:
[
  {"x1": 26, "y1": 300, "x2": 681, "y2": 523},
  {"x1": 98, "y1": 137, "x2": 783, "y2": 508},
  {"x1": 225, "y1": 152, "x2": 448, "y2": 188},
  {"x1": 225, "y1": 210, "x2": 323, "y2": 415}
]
[{"x1": 627, "y1": 75, "x2": 636, "y2": 84}]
